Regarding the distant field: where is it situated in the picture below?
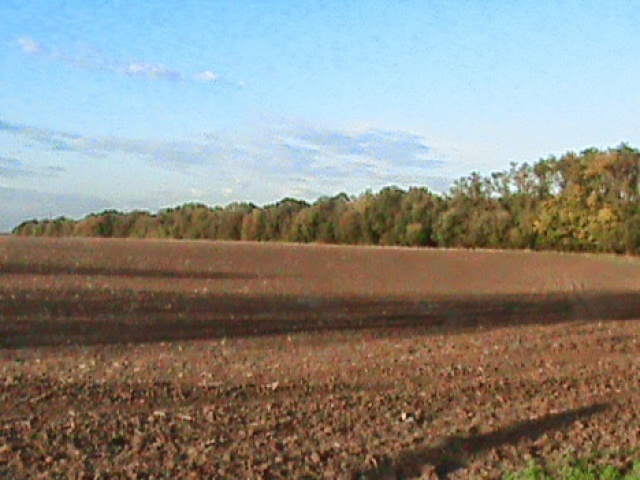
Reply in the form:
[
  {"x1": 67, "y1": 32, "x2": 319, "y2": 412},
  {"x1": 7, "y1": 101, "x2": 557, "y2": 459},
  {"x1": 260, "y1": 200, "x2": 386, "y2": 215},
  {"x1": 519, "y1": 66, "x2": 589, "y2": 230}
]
[{"x1": 1, "y1": 237, "x2": 639, "y2": 478}]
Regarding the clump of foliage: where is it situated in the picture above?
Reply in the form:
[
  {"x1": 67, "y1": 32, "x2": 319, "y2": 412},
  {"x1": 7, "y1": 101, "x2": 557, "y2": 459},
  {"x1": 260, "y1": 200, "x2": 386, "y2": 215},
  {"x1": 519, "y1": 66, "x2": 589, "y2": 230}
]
[
  {"x1": 13, "y1": 144, "x2": 640, "y2": 254},
  {"x1": 504, "y1": 458, "x2": 640, "y2": 480}
]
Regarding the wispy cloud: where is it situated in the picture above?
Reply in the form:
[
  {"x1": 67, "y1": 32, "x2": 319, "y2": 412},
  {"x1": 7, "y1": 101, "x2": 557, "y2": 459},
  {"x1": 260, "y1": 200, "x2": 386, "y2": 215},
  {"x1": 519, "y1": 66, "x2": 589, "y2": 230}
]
[
  {"x1": 1, "y1": 117, "x2": 455, "y2": 214},
  {"x1": 1, "y1": 117, "x2": 454, "y2": 184},
  {"x1": 0, "y1": 119, "x2": 82, "y2": 154},
  {"x1": 14, "y1": 36, "x2": 226, "y2": 84},
  {"x1": 0, "y1": 155, "x2": 65, "y2": 179},
  {"x1": 0, "y1": 156, "x2": 30, "y2": 178},
  {"x1": 279, "y1": 125, "x2": 443, "y2": 168},
  {"x1": 0, "y1": 119, "x2": 227, "y2": 170},
  {"x1": 257, "y1": 121, "x2": 450, "y2": 192}
]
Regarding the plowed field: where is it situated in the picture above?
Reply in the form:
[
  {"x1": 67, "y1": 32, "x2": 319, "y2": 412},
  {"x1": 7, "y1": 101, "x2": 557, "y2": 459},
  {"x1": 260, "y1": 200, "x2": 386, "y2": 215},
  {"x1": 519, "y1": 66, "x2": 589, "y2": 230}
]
[{"x1": 1, "y1": 237, "x2": 639, "y2": 478}]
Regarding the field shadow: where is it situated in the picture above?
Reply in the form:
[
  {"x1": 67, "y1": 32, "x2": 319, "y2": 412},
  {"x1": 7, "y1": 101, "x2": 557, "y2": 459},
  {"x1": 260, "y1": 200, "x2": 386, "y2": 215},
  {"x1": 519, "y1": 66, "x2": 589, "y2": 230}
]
[
  {"x1": 352, "y1": 402, "x2": 609, "y2": 479},
  {"x1": 1, "y1": 288, "x2": 640, "y2": 348},
  {"x1": 0, "y1": 262, "x2": 267, "y2": 280}
]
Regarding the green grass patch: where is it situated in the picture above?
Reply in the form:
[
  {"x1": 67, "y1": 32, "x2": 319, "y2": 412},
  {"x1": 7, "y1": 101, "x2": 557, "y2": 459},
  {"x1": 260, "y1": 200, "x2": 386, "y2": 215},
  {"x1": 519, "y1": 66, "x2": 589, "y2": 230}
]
[{"x1": 504, "y1": 458, "x2": 640, "y2": 480}]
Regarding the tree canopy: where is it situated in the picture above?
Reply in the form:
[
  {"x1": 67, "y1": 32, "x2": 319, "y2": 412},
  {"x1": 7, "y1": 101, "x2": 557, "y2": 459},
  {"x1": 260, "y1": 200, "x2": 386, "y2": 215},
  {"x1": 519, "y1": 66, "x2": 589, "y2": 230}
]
[{"x1": 13, "y1": 145, "x2": 640, "y2": 254}]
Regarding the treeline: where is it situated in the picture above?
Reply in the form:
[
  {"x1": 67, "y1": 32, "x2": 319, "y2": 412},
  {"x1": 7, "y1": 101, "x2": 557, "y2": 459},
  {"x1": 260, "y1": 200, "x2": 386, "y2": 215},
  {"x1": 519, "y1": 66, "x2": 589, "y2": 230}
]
[{"x1": 12, "y1": 145, "x2": 640, "y2": 254}]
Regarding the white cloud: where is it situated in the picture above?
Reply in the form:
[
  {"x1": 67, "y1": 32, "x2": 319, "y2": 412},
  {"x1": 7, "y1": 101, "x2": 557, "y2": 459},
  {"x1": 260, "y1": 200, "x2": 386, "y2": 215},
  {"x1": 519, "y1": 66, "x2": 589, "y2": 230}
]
[
  {"x1": 13, "y1": 36, "x2": 225, "y2": 84},
  {"x1": 122, "y1": 62, "x2": 181, "y2": 80},
  {"x1": 194, "y1": 70, "x2": 220, "y2": 82},
  {"x1": 17, "y1": 37, "x2": 42, "y2": 55}
]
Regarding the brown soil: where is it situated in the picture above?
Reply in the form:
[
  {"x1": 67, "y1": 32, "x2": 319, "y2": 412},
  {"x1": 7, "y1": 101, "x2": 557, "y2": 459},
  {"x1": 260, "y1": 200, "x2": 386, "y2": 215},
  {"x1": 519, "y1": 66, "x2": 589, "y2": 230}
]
[{"x1": 1, "y1": 237, "x2": 639, "y2": 478}]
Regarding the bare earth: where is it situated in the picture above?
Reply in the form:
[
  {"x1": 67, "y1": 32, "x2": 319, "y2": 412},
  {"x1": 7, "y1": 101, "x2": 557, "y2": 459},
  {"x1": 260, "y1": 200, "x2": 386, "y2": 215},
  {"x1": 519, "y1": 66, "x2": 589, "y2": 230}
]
[{"x1": 0, "y1": 237, "x2": 639, "y2": 479}]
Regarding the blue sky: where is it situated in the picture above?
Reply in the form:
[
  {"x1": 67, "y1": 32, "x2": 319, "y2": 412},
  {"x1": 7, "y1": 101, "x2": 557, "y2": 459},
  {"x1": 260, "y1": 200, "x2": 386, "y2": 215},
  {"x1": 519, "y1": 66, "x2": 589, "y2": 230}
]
[{"x1": 1, "y1": 0, "x2": 638, "y2": 231}]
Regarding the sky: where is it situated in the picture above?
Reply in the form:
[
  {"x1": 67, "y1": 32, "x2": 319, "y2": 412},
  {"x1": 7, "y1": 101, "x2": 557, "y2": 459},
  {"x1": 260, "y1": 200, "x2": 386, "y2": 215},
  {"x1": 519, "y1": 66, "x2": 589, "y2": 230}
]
[{"x1": 1, "y1": 0, "x2": 639, "y2": 231}]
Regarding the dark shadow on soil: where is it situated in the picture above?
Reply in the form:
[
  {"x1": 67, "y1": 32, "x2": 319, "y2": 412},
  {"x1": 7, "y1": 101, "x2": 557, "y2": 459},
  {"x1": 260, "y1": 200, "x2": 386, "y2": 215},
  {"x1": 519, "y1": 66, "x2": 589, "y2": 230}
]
[
  {"x1": 1, "y1": 288, "x2": 640, "y2": 348},
  {"x1": 0, "y1": 262, "x2": 269, "y2": 280},
  {"x1": 352, "y1": 403, "x2": 609, "y2": 479}
]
